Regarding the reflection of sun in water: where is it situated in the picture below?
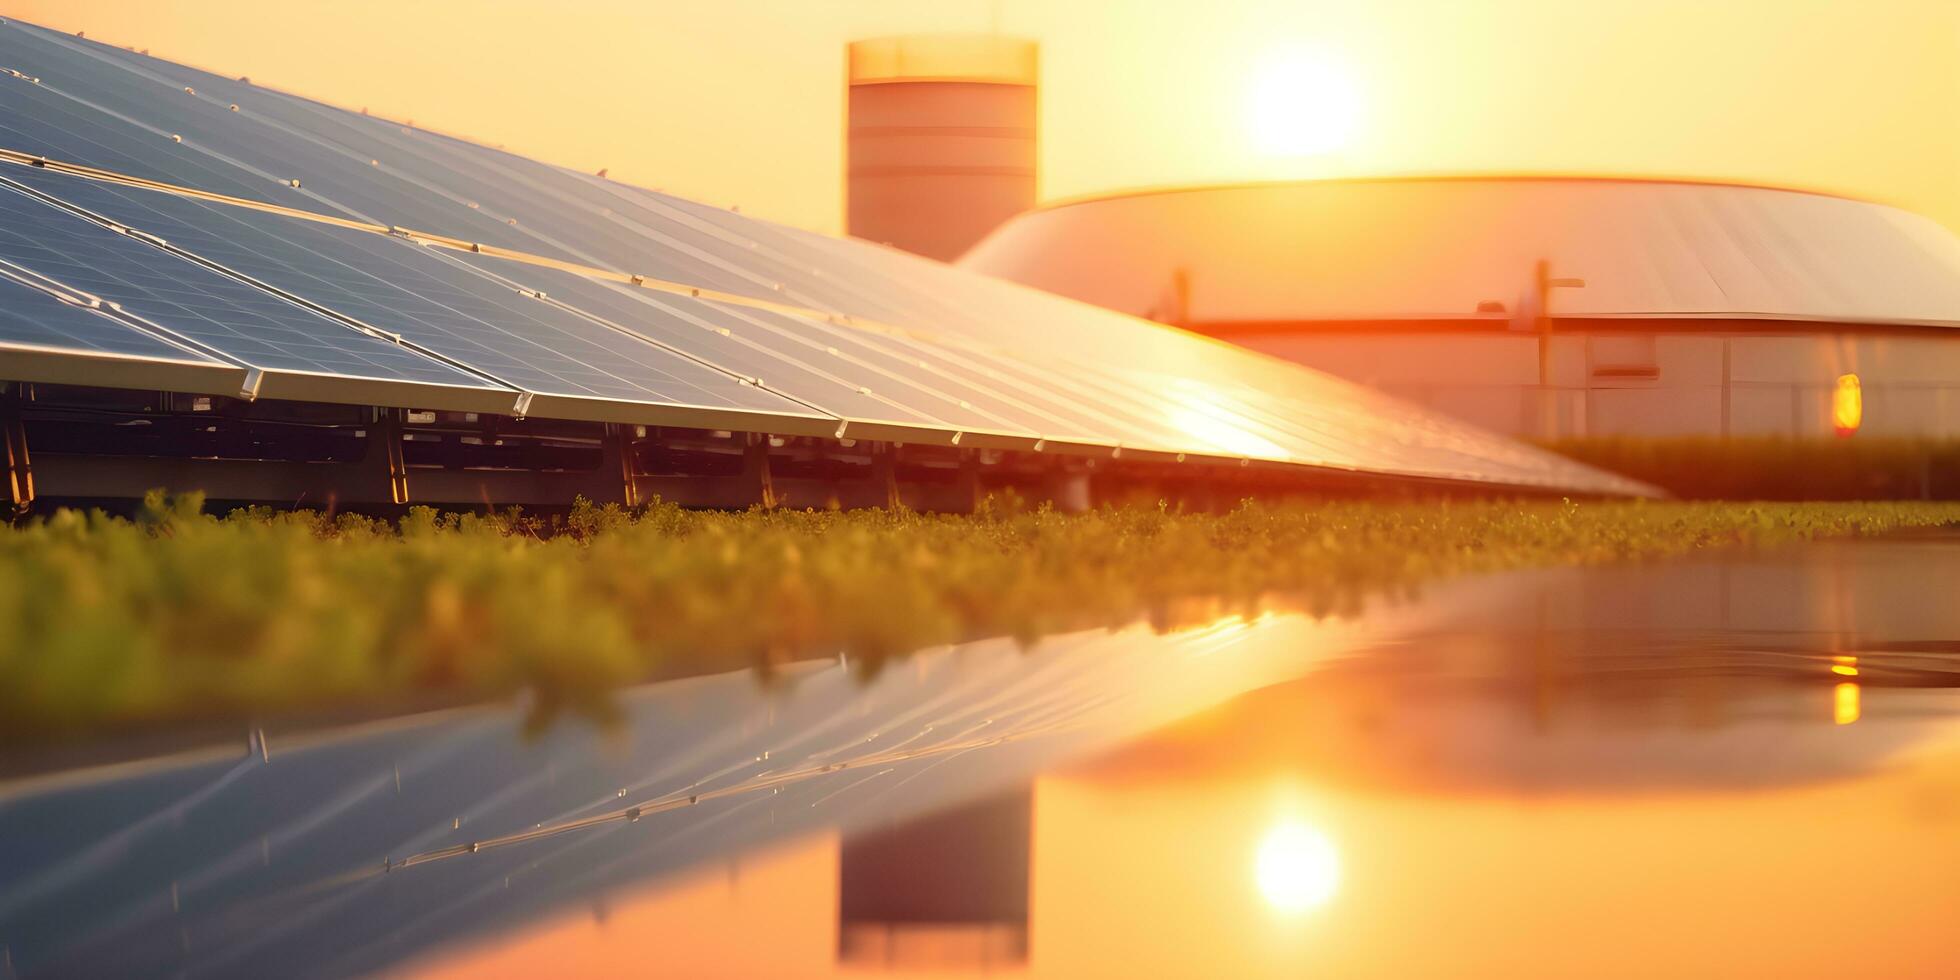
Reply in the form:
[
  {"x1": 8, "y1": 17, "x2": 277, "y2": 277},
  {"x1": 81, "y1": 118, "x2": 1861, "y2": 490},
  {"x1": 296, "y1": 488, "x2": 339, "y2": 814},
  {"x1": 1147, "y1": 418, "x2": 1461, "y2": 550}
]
[
  {"x1": 1254, "y1": 822, "x2": 1340, "y2": 912},
  {"x1": 1246, "y1": 46, "x2": 1361, "y2": 157}
]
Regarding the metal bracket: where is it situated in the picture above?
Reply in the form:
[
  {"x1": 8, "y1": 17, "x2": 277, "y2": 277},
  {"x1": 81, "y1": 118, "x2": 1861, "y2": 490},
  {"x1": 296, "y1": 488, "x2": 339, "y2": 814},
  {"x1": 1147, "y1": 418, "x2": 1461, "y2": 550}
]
[
  {"x1": 2, "y1": 387, "x2": 32, "y2": 514},
  {"x1": 873, "y1": 443, "x2": 903, "y2": 510},
  {"x1": 374, "y1": 407, "x2": 409, "y2": 505},
  {"x1": 610, "y1": 424, "x2": 639, "y2": 508},
  {"x1": 743, "y1": 432, "x2": 777, "y2": 509}
]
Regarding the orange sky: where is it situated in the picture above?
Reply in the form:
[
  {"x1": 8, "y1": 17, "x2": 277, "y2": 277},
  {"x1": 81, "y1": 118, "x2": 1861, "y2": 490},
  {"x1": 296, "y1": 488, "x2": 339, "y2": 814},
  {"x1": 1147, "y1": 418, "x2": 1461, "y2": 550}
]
[{"x1": 7, "y1": 0, "x2": 1957, "y2": 236}]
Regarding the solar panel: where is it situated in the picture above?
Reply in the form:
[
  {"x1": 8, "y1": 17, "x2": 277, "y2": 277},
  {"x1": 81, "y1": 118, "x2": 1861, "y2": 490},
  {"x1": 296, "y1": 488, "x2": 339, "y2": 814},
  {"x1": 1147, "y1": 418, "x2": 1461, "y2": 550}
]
[
  {"x1": 6, "y1": 25, "x2": 1015, "y2": 331},
  {"x1": 2, "y1": 26, "x2": 757, "y2": 283},
  {"x1": 0, "y1": 46, "x2": 305, "y2": 207},
  {"x1": 440, "y1": 251, "x2": 1028, "y2": 441},
  {"x1": 0, "y1": 178, "x2": 529, "y2": 415},
  {"x1": 767, "y1": 225, "x2": 1510, "y2": 462},
  {"x1": 419, "y1": 176, "x2": 1320, "y2": 457},
  {"x1": 0, "y1": 23, "x2": 541, "y2": 243},
  {"x1": 589, "y1": 178, "x2": 914, "y2": 317},
  {"x1": 0, "y1": 17, "x2": 1657, "y2": 495},
  {"x1": 4, "y1": 167, "x2": 832, "y2": 431},
  {"x1": 0, "y1": 267, "x2": 254, "y2": 395},
  {"x1": 1, "y1": 266, "x2": 199, "y2": 361}
]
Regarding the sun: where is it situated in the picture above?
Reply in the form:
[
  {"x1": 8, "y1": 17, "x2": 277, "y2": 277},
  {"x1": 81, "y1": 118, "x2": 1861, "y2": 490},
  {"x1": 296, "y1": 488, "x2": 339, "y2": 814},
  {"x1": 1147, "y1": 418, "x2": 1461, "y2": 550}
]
[
  {"x1": 1254, "y1": 821, "x2": 1341, "y2": 913},
  {"x1": 1245, "y1": 47, "x2": 1362, "y2": 157}
]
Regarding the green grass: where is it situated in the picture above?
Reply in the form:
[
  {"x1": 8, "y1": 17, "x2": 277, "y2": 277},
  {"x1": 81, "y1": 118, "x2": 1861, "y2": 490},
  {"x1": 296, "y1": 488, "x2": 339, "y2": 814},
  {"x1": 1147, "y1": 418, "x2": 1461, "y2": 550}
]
[{"x1": 3, "y1": 492, "x2": 1957, "y2": 744}]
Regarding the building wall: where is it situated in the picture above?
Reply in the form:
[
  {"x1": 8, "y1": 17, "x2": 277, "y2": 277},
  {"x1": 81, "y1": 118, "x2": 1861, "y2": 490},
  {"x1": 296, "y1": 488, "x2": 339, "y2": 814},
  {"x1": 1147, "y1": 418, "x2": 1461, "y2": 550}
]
[{"x1": 1231, "y1": 330, "x2": 1960, "y2": 440}]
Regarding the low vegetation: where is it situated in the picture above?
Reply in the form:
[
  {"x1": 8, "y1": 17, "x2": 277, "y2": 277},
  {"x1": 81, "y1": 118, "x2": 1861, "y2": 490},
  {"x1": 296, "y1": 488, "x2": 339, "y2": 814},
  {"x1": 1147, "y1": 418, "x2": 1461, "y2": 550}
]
[{"x1": 3, "y1": 492, "x2": 1957, "y2": 744}]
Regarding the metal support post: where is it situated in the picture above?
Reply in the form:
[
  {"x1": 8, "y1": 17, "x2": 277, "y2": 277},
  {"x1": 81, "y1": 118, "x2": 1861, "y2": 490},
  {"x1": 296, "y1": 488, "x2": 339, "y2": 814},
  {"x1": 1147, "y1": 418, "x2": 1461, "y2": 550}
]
[{"x1": 743, "y1": 432, "x2": 777, "y2": 509}]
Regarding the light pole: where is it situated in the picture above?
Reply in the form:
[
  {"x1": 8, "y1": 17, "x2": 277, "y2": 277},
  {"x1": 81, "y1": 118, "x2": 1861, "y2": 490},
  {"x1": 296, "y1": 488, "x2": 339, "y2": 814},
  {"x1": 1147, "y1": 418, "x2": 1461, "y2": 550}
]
[{"x1": 1530, "y1": 259, "x2": 1585, "y2": 439}]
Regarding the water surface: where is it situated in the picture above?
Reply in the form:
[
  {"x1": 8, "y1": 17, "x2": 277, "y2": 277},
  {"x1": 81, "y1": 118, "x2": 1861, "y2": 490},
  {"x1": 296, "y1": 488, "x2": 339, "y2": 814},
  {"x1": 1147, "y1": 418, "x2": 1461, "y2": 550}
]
[{"x1": 2, "y1": 537, "x2": 1956, "y2": 978}]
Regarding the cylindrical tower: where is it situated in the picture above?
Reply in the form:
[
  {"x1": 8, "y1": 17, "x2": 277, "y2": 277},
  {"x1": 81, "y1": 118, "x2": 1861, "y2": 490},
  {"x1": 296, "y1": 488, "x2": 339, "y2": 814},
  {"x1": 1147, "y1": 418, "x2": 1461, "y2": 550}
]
[{"x1": 846, "y1": 34, "x2": 1037, "y2": 262}]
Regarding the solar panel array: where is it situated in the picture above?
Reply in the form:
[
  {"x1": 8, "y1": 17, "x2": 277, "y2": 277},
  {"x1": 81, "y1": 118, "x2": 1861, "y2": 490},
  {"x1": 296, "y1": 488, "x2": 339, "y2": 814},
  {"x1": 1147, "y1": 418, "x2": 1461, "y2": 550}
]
[{"x1": 0, "y1": 16, "x2": 1652, "y2": 495}]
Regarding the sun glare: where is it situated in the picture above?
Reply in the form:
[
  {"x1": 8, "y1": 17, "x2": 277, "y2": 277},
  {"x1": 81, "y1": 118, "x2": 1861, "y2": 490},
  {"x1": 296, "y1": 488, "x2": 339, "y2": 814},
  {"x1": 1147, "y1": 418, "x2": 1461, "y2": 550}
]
[
  {"x1": 1245, "y1": 47, "x2": 1361, "y2": 157},
  {"x1": 1254, "y1": 821, "x2": 1341, "y2": 913}
]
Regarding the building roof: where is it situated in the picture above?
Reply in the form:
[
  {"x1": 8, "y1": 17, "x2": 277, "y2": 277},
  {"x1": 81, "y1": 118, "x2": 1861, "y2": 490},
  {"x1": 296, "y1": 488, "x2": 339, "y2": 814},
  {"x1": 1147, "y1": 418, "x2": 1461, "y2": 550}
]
[{"x1": 959, "y1": 177, "x2": 1960, "y2": 330}]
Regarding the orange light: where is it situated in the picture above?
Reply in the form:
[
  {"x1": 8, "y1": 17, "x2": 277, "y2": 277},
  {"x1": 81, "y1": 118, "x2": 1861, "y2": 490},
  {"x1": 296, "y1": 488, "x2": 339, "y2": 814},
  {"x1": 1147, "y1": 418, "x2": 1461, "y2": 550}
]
[
  {"x1": 1833, "y1": 682, "x2": 1861, "y2": 726},
  {"x1": 1830, "y1": 655, "x2": 1858, "y2": 677},
  {"x1": 1254, "y1": 821, "x2": 1340, "y2": 912},
  {"x1": 1832, "y1": 374, "x2": 1862, "y2": 436}
]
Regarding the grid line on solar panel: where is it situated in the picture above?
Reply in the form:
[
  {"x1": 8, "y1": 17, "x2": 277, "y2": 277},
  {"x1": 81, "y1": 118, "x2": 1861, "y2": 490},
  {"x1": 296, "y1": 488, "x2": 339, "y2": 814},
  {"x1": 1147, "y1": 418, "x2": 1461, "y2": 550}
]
[
  {"x1": 0, "y1": 61, "x2": 304, "y2": 207},
  {"x1": 0, "y1": 178, "x2": 512, "y2": 394},
  {"x1": 758, "y1": 224, "x2": 1574, "y2": 473},
  {"x1": 865, "y1": 331, "x2": 1210, "y2": 450},
  {"x1": 9, "y1": 24, "x2": 951, "y2": 328},
  {"x1": 16, "y1": 29, "x2": 664, "y2": 276},
  {"x1": 567, "y1": 174, "x2": 924, "y2": 321},
  {"x1": 4, "y1": 69, "x2": 299, "y2": 194},
  {"x1": 441, "y1": 250, "x2": 963, "y2": 431},
  {"x1": 369, "y1": 125, "x2": 806, "y2": 298},
  {"x1": 681, "y1": 303, "x2": 1035, "y2": 435},
  {"x1": 334, "y1": 119, "x2": 758, "y2": 287},
  {"x1": 0, "y1": 22, "x2": 564, "y2": 255},
  {"x1": 697, "y1": 295, "x2": 1121, "y2": 439},
  {"x1": 98, "y1": 64, "x2": 796, "y2": 302},
  {"x1": 5, "y1": 167, "x2": 824, "y2": 422}
]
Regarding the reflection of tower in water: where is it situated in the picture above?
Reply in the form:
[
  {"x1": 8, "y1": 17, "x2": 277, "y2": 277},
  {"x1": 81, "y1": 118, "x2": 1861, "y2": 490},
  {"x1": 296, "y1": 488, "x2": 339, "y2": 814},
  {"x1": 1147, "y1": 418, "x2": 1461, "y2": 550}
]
[{"x1": 838, "y1": 786, "x2": 1033, "y2": 969}]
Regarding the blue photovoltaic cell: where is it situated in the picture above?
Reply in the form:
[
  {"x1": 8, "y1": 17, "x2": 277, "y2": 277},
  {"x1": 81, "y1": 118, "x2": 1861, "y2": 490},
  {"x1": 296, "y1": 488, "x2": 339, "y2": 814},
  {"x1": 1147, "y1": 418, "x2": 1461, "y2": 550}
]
[
  {"x1": 449, "y1": 248, "x2": 1170, "y2": 442},
  {"x1": 0, "y1": 179, "x2": 499, "y2": 389},
  {"x1": 0, "y1": 23, "x2": 558, "y2": 248},
  {"x1": 2, "y1": 24, "x2": 725, "y2": 279},
  {"x1": 441, "y1": 251, "x2": 954, "y2": 429},
  {"x1": 6, "y1": 168, "x2": 814, "y2": 417},
  {"x1": 0, "y1": 65, "x2": 304, "y2": 207},
  {"x1": 0, "y1": 272, "x2": 221, "y2": 363},
  {"x1": 6, "y1": 24, "x2": 914, "y2": 315}
]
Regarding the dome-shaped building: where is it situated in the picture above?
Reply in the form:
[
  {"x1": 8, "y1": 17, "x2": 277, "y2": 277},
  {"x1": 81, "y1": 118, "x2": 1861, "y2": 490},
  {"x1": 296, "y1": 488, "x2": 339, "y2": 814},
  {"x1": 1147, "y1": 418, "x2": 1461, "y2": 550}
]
[{"x1": 961, "y1": 177, "x2": 1960, "y2": 440}]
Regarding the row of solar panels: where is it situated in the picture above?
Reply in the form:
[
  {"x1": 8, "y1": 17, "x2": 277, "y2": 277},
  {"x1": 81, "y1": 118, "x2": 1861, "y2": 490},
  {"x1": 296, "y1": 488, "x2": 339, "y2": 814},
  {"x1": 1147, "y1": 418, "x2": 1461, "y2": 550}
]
[{"x1": 0, "y1": 17, "x2": 1650, "y2": 495}]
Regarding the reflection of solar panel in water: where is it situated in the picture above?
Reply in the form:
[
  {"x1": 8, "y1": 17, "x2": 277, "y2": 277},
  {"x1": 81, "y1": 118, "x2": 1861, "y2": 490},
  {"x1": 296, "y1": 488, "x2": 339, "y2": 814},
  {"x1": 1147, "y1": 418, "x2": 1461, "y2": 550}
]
[{"x1": 0, "y1": 16, "x2": 1655, "y2": 497}]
